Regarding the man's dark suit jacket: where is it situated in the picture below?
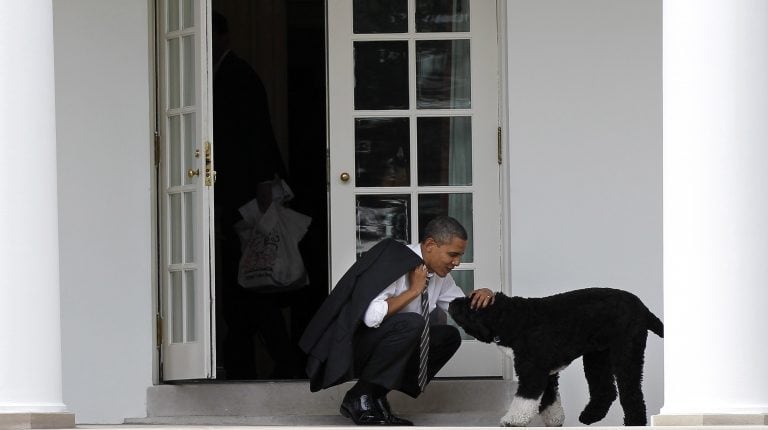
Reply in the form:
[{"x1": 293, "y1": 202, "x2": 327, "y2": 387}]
[{"x1": 298, "y1": 239, "x2": 423, "y2": 392}]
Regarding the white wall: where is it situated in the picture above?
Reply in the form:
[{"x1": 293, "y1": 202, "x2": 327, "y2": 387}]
[
  {"x1": 54, "y1": 0, "x2": 153, "y2": 423},
  {"x1": 506, "y1": 0, "x2": 662, "y2": 426}
]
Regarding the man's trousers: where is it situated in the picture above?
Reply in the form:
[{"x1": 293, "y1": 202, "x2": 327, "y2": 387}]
[{"x1": 352, "y1": 312, "x2": 461, "y2": 398}]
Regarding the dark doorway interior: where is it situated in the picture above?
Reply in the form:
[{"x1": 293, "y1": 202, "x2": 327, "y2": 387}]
[{"x1": 211, "y1": 0, "x2": 327, "y2": 380}]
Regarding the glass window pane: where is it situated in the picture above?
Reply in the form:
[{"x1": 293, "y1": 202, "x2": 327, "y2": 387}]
[
  {"x1": 416, "y1": 0, "x2": 470, "y2": 33},
  {"x1": 168, "y1": 38, "x2": 180, "y2": 109},
  {"x1": 354, "y1": 41, "x2": 409, "y2": 110},
  {"x1": 185, "y1": 270, "x2": 196, "y2": 341},
  {"x1": 418, "y1": 193, "x2": 473, "y2": 261},
  {"x1": 184, "y1": 192, "x2": 195, "y2": 262},
  {"x1": 167, "y1": 0, "x2": 180, "y2": 32},
  {"x1": 353, "y1": 0, "x2": 407, "y2": 34},
  {"x1": 447, "y1": 269, "x2": 475, "y2": 339},
  {"x1": 170, "y1": 193, "x2": 182, "y2": 264},
  {"x1": 182, "y1": 0, "x2": 194, "y2": 29},
  {"x1": 169, "y1": 115, "x2": 181, "y2": 186},
  {"x1": 355, "y1": 118, "x2": 410, "y2": 187},
  {"x1": 171, "y1": 271, "x2": 182, "y2": 343},
  {"x1": 417, "y1": 116, "x2": 472, "y2": 186},
  {"x1": 416, "y1": 39, "x2": 471, "y2": 109},
  {"x1": 182, "y1": 35, "x2": 195, "y2": 107},
  {"x1": 183, "y1": 113, "x2": 196, "y2": 185},
  {"x1": 356, "y1": 194, "x2": 410, "y2": 258},
  {"x1": 450, "y1": 269, "x2": 474, "y2": 296}
]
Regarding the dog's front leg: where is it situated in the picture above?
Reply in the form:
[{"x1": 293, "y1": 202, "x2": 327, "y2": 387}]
[
  {"x1": 501, "y1": 368, "x2": 548, "y2": 427},
  {"x1": 539, "y1": 374, "x2": 564, "y2": 427}
]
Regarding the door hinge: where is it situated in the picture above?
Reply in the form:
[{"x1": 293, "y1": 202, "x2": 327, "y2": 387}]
[
  {"x1": 156, "y1": 314, "x2": 163, "y2": 348},
  {"x1": 154, "y1": 131, "x2": 161, "y2": 166},
  {"x1": 497, "y1": 127, "x2": 502, "y2": 165}
]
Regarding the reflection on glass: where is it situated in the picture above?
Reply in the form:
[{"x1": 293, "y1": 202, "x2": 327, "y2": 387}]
[
  {"x1": 170, "y1": 193, "x2": 182, "y2": 264},
  {"x1": 182, "y1": 35, "x2": 195, "y2": 107},
  {"x1": 167, "y1": 0, "x2": 180, "y2": 32},
  {"x1": 168, "y1": 38, "x2": 180, "y2": 109},
  {"x1": 416, "y1": 0, "x2": 470, "y2": 33},
  {"x1": 356, "y1": 118, "x2": 410, "y2": 187},
  {"x1": 418, "y1": 116, "x2": 472, "y2": 186},
  {"x1": 416, "y1": 40, "x2": 471, "y2": 109},
  {"x1": 185, "y1": 270, "x2": 196, "y2": 341},
  {"x1": 446, "y1": 269, "x2": 474, "y2": 339},
  {"x1": 171, "y1": 271, "x2": 182, "y2": 343},
  {"x1": 184, "y1": 192, "x2": 194, "y2": 262},
  {"x1": 355, "y1": 41, "x2": 409, "y2": 110},
  {"x1": 182, "y1": 0, "x2": 194, "y2": 29},
  {"x1": 169, "y1": 115, "x2": 181, "y2": 186},
  {"x1": 354, "y1": 0, "x2": 407, "y2": 34},
  {"x1": 183, "y1": 113, "x2": 196, "y2": 185},
  {"x1": 418, "y1": 193, "x2": 473, "y2": 261},
  {"x1": 357, "y1": 194, "x2": 410, "y2": 257}
]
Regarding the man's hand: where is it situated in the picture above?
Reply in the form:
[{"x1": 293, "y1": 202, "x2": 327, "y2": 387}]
[
  {"x1": 408, "y1": 264, "x2": 429, "y2": 297},
  {"x1": 469, "y1": 288, "x2": 495, "y2": 310},
  {"x1": 384, "y1": 264, "x2": 429, "y2": 318},
  {"x1": 256, "y1": 181, "x2": 273, "y2": 213}
]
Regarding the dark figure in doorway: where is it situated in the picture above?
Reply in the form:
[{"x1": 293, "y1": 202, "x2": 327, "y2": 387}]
[{"x1": 212, "y1": 10, "x2": 300, "y2": 379}]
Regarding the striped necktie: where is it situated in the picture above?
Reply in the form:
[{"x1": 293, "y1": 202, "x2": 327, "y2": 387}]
[{"x1": 417, "y1": 275, "x2": 431, "y2": 392}]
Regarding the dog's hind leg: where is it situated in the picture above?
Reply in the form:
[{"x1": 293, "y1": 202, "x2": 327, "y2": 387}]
[
  {"x1": 612, "y1": 334, "x2": 649, "y2": 426},
  {"x1": 539, "y1": 374, "x2": 564, "y2": 426},
  {"x1": 501, "y1": 370, "x2": 548, "y2": 427},
  {"x1": 579, "y1": 350, "x2": 618, "y2": 425}
]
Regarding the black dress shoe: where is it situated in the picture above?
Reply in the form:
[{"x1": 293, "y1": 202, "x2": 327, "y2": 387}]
[
  {"x1": 340, "y1": 392, "x2": 388, "y2": 425},
  {"x1": 376, "y1": 396, "x2": 414, "y2": 426}
]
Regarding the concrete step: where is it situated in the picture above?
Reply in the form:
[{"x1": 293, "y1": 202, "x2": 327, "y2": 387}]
[
  {"x1": 126, "y1": 412, "x2": 500, "y2": 427},
  {"x1": 130, "y1": 379, "x2": 516, "y2": 426}
]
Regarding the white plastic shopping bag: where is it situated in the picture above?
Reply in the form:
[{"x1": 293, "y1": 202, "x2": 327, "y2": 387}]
[{"x1": 235, "y1": 199, "x2": 311, "y2": 291}]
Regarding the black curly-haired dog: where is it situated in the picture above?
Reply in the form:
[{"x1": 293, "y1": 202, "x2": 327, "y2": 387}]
[{"x1": 448, "y1": 288, "x2": 663, "y2": 427}]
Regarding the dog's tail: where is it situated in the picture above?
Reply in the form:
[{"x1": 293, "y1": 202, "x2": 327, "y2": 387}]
[{"x1": 646, "y1": 310, "x2": 664, "y2": 338}]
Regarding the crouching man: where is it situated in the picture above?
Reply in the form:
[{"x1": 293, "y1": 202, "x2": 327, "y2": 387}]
[{"x1": 299, "y1": 216, "x2": 495, "y2": 425}]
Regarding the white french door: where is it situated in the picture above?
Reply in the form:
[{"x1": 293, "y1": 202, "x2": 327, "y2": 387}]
[
  {"x1": 157, "y1": 0, "x2": 216, "y2": 380},
  {"x1": 327, "y1": 0, "x2": 502, "y2": 376}
]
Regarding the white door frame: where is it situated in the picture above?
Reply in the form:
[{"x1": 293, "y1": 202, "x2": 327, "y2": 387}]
[
  {"x1": 496, "y1": 0, "x2": 514, "y2": 381},
  {"x1": 144, "y1": 0, "x2": 515, "y2": 383}
]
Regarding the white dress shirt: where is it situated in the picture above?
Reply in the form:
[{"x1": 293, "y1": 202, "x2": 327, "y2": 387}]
[{"x1": 362, "y1": 243, "x2": 466, "y2": 328}]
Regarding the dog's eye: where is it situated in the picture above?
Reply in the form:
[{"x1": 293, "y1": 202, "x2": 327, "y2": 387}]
[{"x1": 493, "y1": 336, "x2": 501, "y2": 344}]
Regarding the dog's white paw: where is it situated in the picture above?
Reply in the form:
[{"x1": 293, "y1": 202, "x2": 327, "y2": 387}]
[
  {"x1": 499, "y1": 395, "x2": 540, "y2": 427},
  {"x1": 540, "y1": 394, "x2": 565, "y2": 427}
]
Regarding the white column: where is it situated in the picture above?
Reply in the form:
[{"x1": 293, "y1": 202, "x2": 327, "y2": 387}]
[
  {"x1": 657, "y1": 0, "x2": 768, "y2": 425},
  {"x1": 0, "y1": 0, "x2": 73, "y2": 427}
]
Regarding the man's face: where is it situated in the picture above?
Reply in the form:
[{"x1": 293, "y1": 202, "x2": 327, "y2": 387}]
[{"x1": 422, "y1": 236, "x2": 467, "y2": 277}]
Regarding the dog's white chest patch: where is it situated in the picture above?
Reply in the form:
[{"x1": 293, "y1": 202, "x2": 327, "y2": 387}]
[{"x1": 497, "y1": 345, "x2": 514, "y2": 359}]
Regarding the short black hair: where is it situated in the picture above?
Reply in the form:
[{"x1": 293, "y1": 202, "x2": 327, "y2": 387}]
[
  {"x1": 212, "y1": 11, "x2": 229, "y2": 35},
  {"x1": 422, "y1": 216, "x2": 468, "y2": 245}
]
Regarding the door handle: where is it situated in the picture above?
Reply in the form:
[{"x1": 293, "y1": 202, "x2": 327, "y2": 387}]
[{"x1": 340, "y1": 172, "x2": 350, "y2": 182}]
